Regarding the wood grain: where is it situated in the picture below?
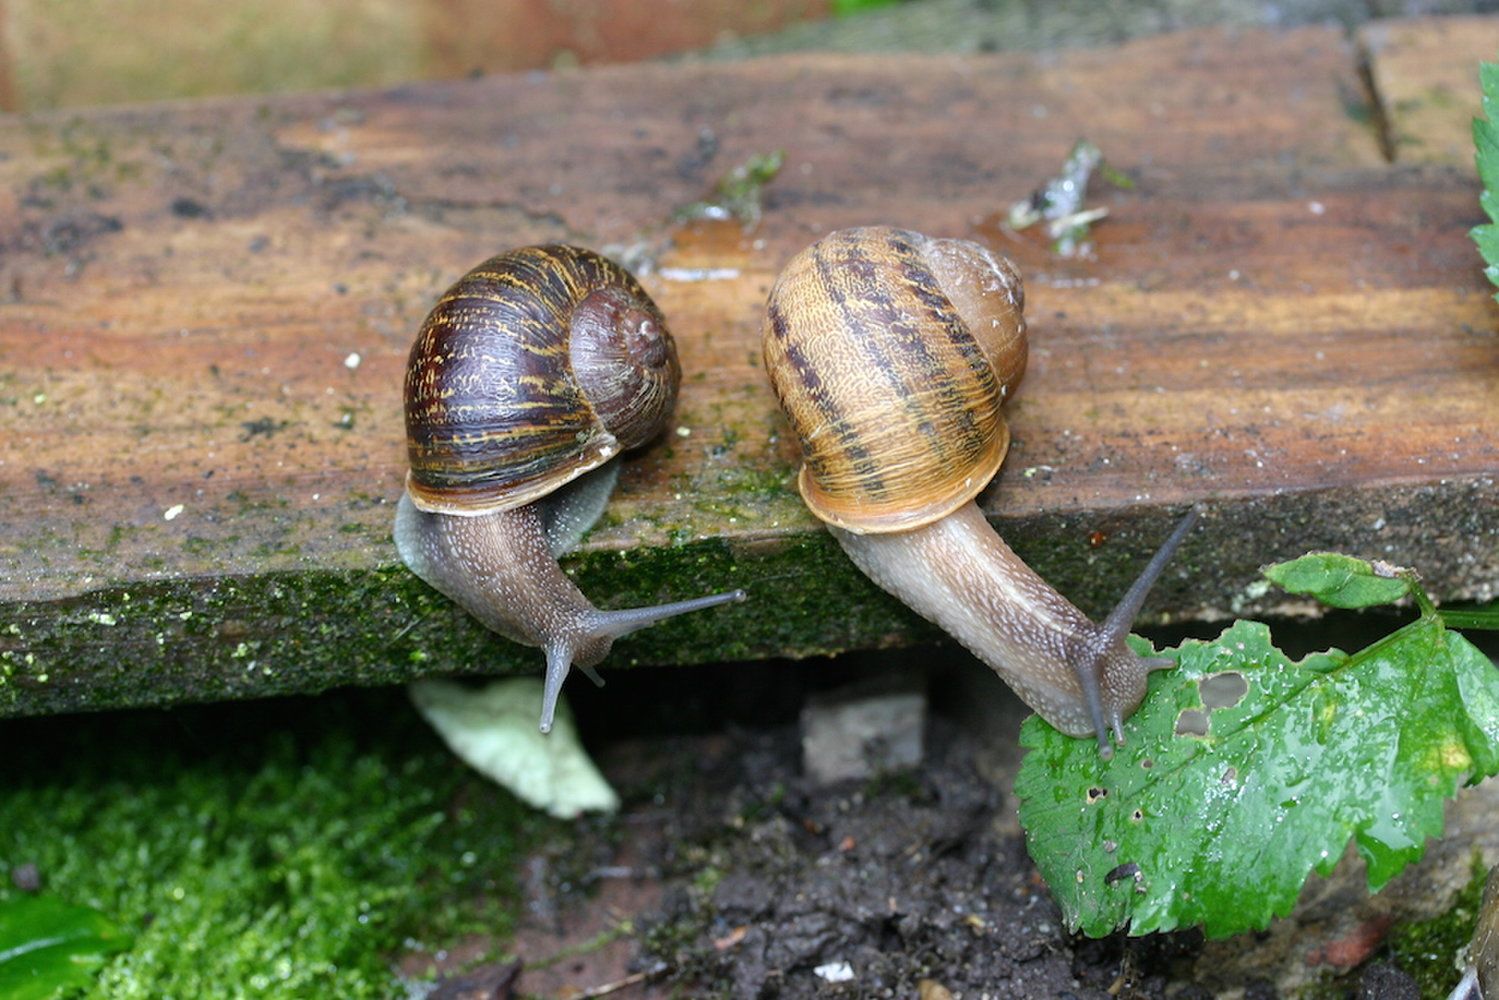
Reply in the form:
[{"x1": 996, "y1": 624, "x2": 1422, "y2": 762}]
[
  {"x1": 1, "y1": 24, "x2": 1495, "y2": 717},
  {"x1": 1360, "y1": 14, "x2": 1499, "y2": 167}
]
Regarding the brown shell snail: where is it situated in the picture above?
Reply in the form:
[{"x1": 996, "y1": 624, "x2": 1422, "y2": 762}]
[
  {"x1": 394, "y1": 245, "x2": 745, "y2": 733},
  {"x1": 761, "y1": 226, "x2": 1195, "y2": 756}
]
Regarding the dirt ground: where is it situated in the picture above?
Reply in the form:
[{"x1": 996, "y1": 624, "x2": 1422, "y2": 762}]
[
  {"x1": 503, "y1": 727, "x2": 1141, "y2": 997},
  {"x1": 417, "y1": 642, "x2": 1492, "y2": 1000}
]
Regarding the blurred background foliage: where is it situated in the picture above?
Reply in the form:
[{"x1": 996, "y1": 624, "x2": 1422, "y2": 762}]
[{"x1": 3, "y1": 0, "x2": 1497, "y2": 113}]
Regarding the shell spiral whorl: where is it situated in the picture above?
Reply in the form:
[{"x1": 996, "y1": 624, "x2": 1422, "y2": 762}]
[
  {"x1": 404, "y1": 245, "x2": 679, "y2": 516},
  {"x1": 762, "y1": 226, "x2": 1028, "y2": 534}
]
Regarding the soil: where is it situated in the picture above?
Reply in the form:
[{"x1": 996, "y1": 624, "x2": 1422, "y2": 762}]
[
  {"x1": 448, "y1": 647, "x2": 1481, "y2": 1000},
  {"x1": 641, "y1": 722, "x2": 1084, "y2": 997},
  {"x1": 503, "y1": 724, "x2": 1096, "y2": 998}
]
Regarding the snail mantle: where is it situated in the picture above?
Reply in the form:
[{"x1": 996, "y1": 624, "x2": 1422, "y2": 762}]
[{"x1": 2, "y1": 21, "x2": 1498, "y2": 717}]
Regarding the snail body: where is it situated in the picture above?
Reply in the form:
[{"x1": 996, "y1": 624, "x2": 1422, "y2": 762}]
[
  {"x1": 395, "y1": 245, "x2": 744, "y2": 732},
  {"x1": 762, "y1": 227, "x2": 1194, "y2": 754}
]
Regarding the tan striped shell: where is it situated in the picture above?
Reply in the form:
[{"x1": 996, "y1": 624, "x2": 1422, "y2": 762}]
[
  {"x1": 762, "y1": 227, "x2": 1027, "y2": 534},
  {"x1": 404, "y1": 245, "x2": 679, "y2": 515}
]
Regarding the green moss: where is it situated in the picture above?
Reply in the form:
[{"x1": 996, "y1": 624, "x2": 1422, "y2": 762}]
[
  {"x1": 691, "y1": 865, "x2": 725, "y2": 897},
  {"x1": 0, "y1": 499, "x2": 1204, "y2": 719},
  {"x1": 0, "y1": 689, "x2": 554, "y2": 997},
  {"x1": 1383, "y1": 852, "x2": 1489, "y2": 997},
  {"x1": 1, "y1": 523, "x2": 941, "y2": 717}
]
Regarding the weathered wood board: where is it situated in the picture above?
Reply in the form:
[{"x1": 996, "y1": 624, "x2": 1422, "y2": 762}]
[
  {"x1": 1360, "y1": 14, "x2": 1499, "y2": 166},
  {"x1": 1, "y1": 23, "x2": 1496, "y2": 717}
]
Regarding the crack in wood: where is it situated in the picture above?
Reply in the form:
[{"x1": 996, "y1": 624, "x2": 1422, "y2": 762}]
[{"x1": 1354, "y1": 32, "x2": 1399, "y2": 163}]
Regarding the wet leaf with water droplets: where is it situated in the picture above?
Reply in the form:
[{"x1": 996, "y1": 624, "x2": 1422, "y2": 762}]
[{"x1": 1015, "y1": 615, "x2": 1499, "y2": 938}]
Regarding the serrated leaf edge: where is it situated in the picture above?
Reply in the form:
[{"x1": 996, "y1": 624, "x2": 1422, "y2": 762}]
[
  {"x1": 1018, "y1": 618, "x2": 1499, "y2": 939},
  {"x1": 1473, "y1": 60, "x2": 1499, "y2": 297}
]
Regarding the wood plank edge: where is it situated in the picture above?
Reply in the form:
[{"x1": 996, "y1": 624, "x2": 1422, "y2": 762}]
[{"x1": 3, "y1": 475, "x2": 1494, "y2": 718}]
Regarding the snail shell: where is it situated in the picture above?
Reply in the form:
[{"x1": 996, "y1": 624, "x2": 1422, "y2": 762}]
[
  {"x1": 762, "y1": 226, "x2": 1027, "y2": 534},
  {"x1": 405, "y1": 244, "x2": 679, "y2": 515},
  {"x1": 761, "y1": 226, "x2": 1193, "y2": 755},
  {"x1": 395, "y1": 244, "x2": 744, "y2": 734}
]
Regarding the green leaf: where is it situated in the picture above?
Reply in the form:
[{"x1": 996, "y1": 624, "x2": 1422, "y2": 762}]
[
  {"x1": 0, "y1": 895, "x2": 133, "y2": 1000},
  {"x1": 1473, "y1": 61, "x2": 1499, "y2": 295},
  {"x1": 1014, "y1": 619, "x2": 1499, "y2": 938},
  {"x1": 1471, "y1": 224, "x2": 1499, "y2": 269},
  {"x1": 833, "y1": 0, "x2": 899, "y2": 14},
  {"x1": 1262, "y1": 552, "x2": 1411, "y2": 608}
]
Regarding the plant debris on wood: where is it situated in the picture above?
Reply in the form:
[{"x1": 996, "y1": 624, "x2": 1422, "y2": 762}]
[
  {"x1": 1006, "y1": 139, "x2": 1129, "y2": 256},
  {"x1": 674, "y1": 150, "x2": 785, "y2": 228}
]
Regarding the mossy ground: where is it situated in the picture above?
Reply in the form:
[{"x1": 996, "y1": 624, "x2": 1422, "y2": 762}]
[
  {"x1": 0, "y1": 689, "x2": 558, "y2": 997},
  {"x1": 1383, "y1": 853, "x2": 1490, "y2": 998}
]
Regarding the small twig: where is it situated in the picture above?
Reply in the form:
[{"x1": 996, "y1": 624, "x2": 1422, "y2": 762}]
[
  {"x1": 527, "y1": 919, "x2": 635, "y2": 971},
  {"x1": 569, "y1": 961, "x2": 670, "y2": 999},
  {"x1": 585, "y1": 865, "x2": 638, "y2": 880},
  {"x1": 389, "y1": 610, "x2": 433, "y2": 645},
  {"x1": 1045, "y1": 206, "x2": 1109, "y2": 239}
]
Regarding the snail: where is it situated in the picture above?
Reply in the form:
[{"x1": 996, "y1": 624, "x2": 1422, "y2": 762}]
[
  {"x1": 761, "y1": 226, "x2": 1195, "y2": 756},
  {"x1": 394, "y1": 245, "x2": 745, "y2": 733}
]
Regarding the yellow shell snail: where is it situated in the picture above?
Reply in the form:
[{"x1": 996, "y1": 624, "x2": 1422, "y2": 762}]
[{"x1": 761, "y1": 226, "x2": 1195, "y2": 755}]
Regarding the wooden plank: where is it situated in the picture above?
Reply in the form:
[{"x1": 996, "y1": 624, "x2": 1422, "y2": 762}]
[
  {"x1": 1360, "y1": 14, "x2": 1499, "y2": 167},
  {"x1": 3, "y1": 25, "x2": 1495, "y2": 719}
]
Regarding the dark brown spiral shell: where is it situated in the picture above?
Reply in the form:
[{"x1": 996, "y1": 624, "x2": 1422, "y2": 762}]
[
  {"x1": 404, "y1": 245, "x2": 679, "y2": 515},
  {"x1": 761, "y1": 227, "x2": 1028, "y2": 534}
]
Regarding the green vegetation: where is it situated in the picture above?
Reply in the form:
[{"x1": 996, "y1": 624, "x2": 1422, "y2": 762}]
[
  {"x1": 0, "y1": 690, "x2": 552, "y2": 997},
  {"x1": 674, "y1": 149, "x2": 785, "y2": 227},
  {"x1": 1, "y1": 526, "x2": 919, "y2": 719},
  {"x1": 0, "y1": 896, "x2": 132, "y2": 1000},
  {"x1": 1384, "y1": 854, "x2": 1490, "y2": 998},
  {"x1": 1261, "y1": 551, "x2": 1412, "y2": 609},
  {"x1": 832, "y1": 0, "x2": 901, "y2": 15},
  {"x1": 1016, "y1": 553, "x2": 1499, "y2": 939},
  {"x1": 1471, "y1": 60, "x2": 1499, "y2": 298}
]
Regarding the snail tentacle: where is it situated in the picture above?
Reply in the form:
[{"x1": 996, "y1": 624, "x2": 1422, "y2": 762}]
[
  {"x1": 396, "y1": 245, "x2": 745, "y2": 733},
  {"x1": 1097, "y1": 507, "x2": 1201, "y2": 652},
  {"x1": 397, "y1": 490, "x2": 743, "y2": 733},
  {"x1": 762, "y1": 226, "x2": 1196, "y2": 755},
  {"x1": 1077, "y1": 506, "x2": 1202, "y2": 754}
]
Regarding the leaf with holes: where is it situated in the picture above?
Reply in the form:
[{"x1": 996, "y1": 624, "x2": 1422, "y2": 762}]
[{"x1": 1014, "y1": 616, "x2": 1499, "y2": 938}]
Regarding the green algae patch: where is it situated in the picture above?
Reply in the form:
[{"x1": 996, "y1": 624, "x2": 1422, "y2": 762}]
[
  {"x1": 0, "y1": 528, "x2": 941, "y2": 718},
  {"x1": 0, "y1": 501, "x2": 1231, "y2": 720},
  {"x1": 0, "y1": 690, "x2": 553, "y2": 997},
  {"x1": 1384, "y1": 854, "x2": 1490, "y2": 997}
]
